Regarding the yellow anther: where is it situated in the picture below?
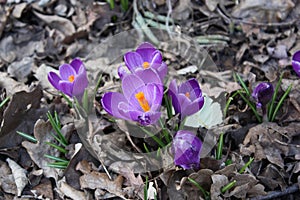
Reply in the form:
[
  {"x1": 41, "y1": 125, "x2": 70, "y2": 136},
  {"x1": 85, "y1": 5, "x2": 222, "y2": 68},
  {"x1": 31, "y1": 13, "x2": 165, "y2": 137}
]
[
  {"x1": 185, "y1": 92, "x2": 190, "y2": 99},
  {"x1": 135, "y1": 91, "x2": 150, "y2": 112},
  {"x1": 68, "y1": 75, "x2": 75, "y2": 83},
  {"x1": 142, "y1": 62, "x2": 150, "y2": 69}
]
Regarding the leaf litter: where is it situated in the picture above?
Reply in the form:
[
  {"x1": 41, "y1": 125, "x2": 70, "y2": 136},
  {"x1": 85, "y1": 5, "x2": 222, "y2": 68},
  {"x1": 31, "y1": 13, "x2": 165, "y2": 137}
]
[{"x1": 0, "y1": 0, "x2": 300, "y2": 199}]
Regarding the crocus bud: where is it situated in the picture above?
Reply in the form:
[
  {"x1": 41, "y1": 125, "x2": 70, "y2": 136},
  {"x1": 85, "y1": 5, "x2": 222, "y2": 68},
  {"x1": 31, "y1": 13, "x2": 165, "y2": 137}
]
[
  {"x1": 292, "y1": 50, "x2": 300, "y2": 77},
  {"x1": 252, "y1": 82, "x2": 274, "y2": 109},
  {"x1": 172, "y1": 130, "x2": 202, "y2": 170}
]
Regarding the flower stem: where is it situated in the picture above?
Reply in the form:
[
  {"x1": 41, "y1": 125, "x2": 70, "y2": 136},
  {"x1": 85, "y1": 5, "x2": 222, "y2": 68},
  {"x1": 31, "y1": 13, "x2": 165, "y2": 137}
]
[
  {"x1": 159, "y1": 118, "x2": 171, "y2": 143},
  {"x1": 237, "y1": 90, "x2": 262, "y2": 123},
  {"x1": 140, "y1": 127, "x2": 165, "y2": 148}
]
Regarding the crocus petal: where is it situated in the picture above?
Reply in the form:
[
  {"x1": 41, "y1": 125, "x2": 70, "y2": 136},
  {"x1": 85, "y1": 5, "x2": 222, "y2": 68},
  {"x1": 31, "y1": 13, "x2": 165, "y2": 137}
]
[
  {"x1": 168, "y1": 80, "x2": 181, "y2": 114},
  {"x1": 252, "y1": 82, "x2": 273, "y2": 108},
  {"x1": 59, "y1": 81, "x2": 73, "y2": 97},
  {"x1": 122, "y1": 74, "x2": 145, "y2": 100},
  {"x1": 70, "y1": 58, "x2": 84, "y2": 73},
  {"x1": 179, "y1": 78, "x2": 200, "y2": 96},
  {"x1": 72, "y1": 70, "x2": 89, "y2": 98},
  {"x1": 59, "y1": 64, "x2": 77, "y2": 81},
  {"x1": 136, "y1": 42, "x2": 156, "y2": 62},
  {"x1": 172, "y1": 130, "x2": 202, "y2": 170},
  {"x1": 135, "y1": 68, "x2": 163, "y2": 86},
  {"x1": 182, "y1": 98, "x2": 204, "y2": 117},
  {"x1": 150, "y1": 51, "x2": 163, "y2": 69},
  {"x1": 292, "y1": 51, "x2": 300, "y2": 77},
  {"x1": 101, "y1": 92, "x2": 128, "y2": 119},
  {"x1": 48, "y1": 72, "x2": 61, "y2": 90},
  {"x1": 124, "y1": 52, "x2": 144, "y2": 72},
  {"x1": 118, "y1": 65, "x2": 128, "y2": 80},
  {"x1": 129, "y1": 110, "x2": 161, "y2": 126},
  {"x1": 157, "y1": 62, "x2": 168, "y2": 81}
]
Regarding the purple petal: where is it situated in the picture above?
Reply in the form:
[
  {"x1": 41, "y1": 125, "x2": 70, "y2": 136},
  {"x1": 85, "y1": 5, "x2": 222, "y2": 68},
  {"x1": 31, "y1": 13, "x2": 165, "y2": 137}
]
[
  {"x1": 292, "y1": 51, "x2": 300, "y2": 77},
  {"x1": 179, "y1": 78, "x2": 200, "y2": 95},
  {"x1": 122, "y1": 74, "x2": 145, "y2": 100},
  {"x1": 168, "y1": 80, "x2": 181, "y2": 114},
  {"x1": 48, "y1": 72, "x2": 61, "y2": 90},
  {"x1": 129, "y1": 110, "x2": 161, "y2": 126},
  {"x1": 124, "y1": 52, "x2": 143, "y2": 72},
  {"x1": 157, "y1": 62, "x2": 168, "y2": 81},
  {"x1": 252, "y1": 82, "x2": 273, "y2": 107},
  {"x1": 135, "y1": 68, "x2": 162, "y2": 86},
  {"x1": 58, "y1": 81, "x2": 73, "y2": 97},
  {"x1": 59, "y1": 64, "x2": 76, "y2": 81},
  {"x1": 136, "y1": 42, "x2": 156, "y2": 62},
  {"x1": 72, "y1": 70, "x2": 88, "y2": 98},
  {"x1": 150, "y1": 51, "x2": 163, "y2": 68},
  {"x1": 70, "y1": 58, "x2": 84, "y2": 73},
  {"x1": 101, "y1": 92, "x2": 128, "y2": 119},
  {"x1": 172, "y1": 130, "x2": 202, "y2": 170},
  {"x1": 182, "y1": 98, "x2": 204, "y2": 117},
  {"x1": 118, "y1": 65, "x2": 128, "y2": 80}
]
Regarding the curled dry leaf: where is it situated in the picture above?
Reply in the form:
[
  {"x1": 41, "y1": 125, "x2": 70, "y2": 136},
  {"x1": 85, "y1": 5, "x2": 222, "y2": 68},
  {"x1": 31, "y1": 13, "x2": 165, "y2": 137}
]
[
  {"x1": 6, "y1": 158, "x2": 28, "y2": 197},
  {"x1": 22, "y1": 119, "x2": 61, "y2": 181},
  {"x1": 210, "y1": 174, "x2": 228, "y2": 200},
  {"x1": 7, "y1": 57, "x2": 35, "y2": 81},
  {"x1": 0, "y1": 160, "x2": 17, "y2": 195},
  {"x1": 57, "y1": 177, "x2": 86, "y2": 200}
]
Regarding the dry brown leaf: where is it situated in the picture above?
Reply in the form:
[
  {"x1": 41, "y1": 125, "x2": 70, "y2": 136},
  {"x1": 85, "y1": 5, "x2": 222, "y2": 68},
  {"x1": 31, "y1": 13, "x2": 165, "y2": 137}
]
[
  {"x1": 33, "y1": 11, "x2": 75, "y2": 37},
  {"x1": 12, "y1": 3, "x2": 27, "y2": 18},
  {"x1": 22, "y1": 119, "x2": 61, "y2": 181},
  {"x1": 31, "y1": 178, "x2": 53, "y2": 199},
  {"x1": 210, "y1": 174, "x2": 228, "y2": 200},
  {"x1": 57, "y1": 177, "x2": 86, "y2": 200},
  {"x1": 0, "y1": 72, "x2": 28, "y2": 95},
  {"x1": 6, "y1": 158, "x2": 28, "y2": 196},
  {"x1": 7, "y1": 57, "x2": 35, "y2": 81},
  {"x1": 0, "y1": 160, "x2": 17, "y2": 195}
]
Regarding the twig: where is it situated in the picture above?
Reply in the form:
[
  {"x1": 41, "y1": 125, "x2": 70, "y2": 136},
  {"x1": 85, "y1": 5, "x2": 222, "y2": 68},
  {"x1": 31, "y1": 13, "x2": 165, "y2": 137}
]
[{"x1": 250, "y1": 184, "x2": 299, "y2": 200}]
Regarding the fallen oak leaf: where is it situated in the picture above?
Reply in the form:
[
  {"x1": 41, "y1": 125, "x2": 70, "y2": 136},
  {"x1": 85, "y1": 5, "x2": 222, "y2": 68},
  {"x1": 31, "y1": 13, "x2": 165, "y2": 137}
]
[{"x1": 6, "y1": 158, "x2": 28, "y2": 197}]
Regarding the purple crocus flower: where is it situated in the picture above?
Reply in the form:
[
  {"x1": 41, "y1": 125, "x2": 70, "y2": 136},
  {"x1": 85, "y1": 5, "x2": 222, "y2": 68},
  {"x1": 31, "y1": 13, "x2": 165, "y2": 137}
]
[
  {"x1": 168, "y1": 78, "x2": 204, "y2": 120},
  {"x1": 48, "y1": 58, "x2": 88, "y2": 99},
  {"x1": 118, "y1": 42, "x2": 167, "y2": 82},
  {"x1": 101, "y1": 69, "x2": 163, "y2": 126},
  {"x1": 252, "y1": 82, "x2": 274, "y2": 108},
  {"x1": 172, "y1": 130, "x2": 202, "y2": 170},
  {"x1": 292, "y1": 50, "x2": 300, "y2": 77}
]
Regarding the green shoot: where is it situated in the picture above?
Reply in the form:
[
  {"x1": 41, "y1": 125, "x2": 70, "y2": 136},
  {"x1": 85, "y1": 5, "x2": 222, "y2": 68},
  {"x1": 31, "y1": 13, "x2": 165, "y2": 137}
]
[
  {"x1": 44, "y1": 154, "x2": 69, "y2": 162},
  {"x1": 221, "y1": 180, "x2": 236, "y2": 193},
  {"x1": 45, "y1": 142, "x2": 67, "y2": 154},
  {"x1": 144, "y1": 175, "x2": 149, "y2": 200},
  {"x1": 16, "y1": 131, "x2": 37, "y2": 143},
  {"x1": 268, "y1": 73, "x2": 284, "y2": 120},
  {"x1": 106, "y1": 0, "x2": 115, "y2": 9},
  {"x1": 60, "y1": 92, "x2": 73, "y2": 107},
  {"x1": 143, "y1": 143, "x2": 150, "y2": 153},
  {"x1": 234, "y1": 73, "x2": 250, "y2": 97},
  {"x1": 270, "y1": 84, "x2": 292, "y2": 122},
  {"x1": 216, "y1": 133, "x2": 224, "y2": 160},
  {"x1": 224, "y1": 91, "x2": 239, "y2": 117},
  {"x1": 47, "y1": 162, "x2": 68, "y2": 169},
  {"x1": 239, "y1": 157, "x2": 254, "y2": 174},
  {"x1": 120, "y1": 0, "x2": 129, "y2": 11},
  {"x1": 140, "y1": 127, "x2": 165, "y2": 148},
  {"x1": 164, "y1": 93, "x2": 173, "y2": 120},
  {"x1": 159, "y1": 118, "x2": 171, "y2": 143},
  {"x1": 47, "y1": 111, "x2": 68, "y2": 146},
  {"x1": 50, "y1": 132, "x2": 67, "y2": 148},
  {"x1": 188, "y1": 177, "x2": 210, "y2": 199},
  {"x1": 0, "y1": 96, "x2": 10, "y2": 109}
]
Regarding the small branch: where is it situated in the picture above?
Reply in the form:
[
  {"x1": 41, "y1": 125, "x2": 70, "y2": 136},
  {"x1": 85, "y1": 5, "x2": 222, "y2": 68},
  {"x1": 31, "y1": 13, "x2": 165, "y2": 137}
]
[{"x1": 250, "y1": 184, "x2": 299, "y2": 200}]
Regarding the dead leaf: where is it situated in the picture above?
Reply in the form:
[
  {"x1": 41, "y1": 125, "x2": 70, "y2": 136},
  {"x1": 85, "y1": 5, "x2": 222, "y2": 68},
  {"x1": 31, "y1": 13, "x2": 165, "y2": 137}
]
[
  {"x1": 0, "y1": 160, "x2": 17, "y2": 195},
  {"x1": 12, "y1": 3, "x2": 27, "y2": 18},
  {"x1": 210, "y1": 174, "x2": 228, "y2": 200},
  {"x1": 76, "y1": 160, "x2": 125, "y2": 199},
  {"x1": 22, "y1": 119, "x2": 61, "y2": 181},
  {"x1": 172, "y1": 0, "x2": 192, "y2": 20},
  {"x1": 33, "y1": 11, "x2": 75, "y2": 37},
  {"x1": 0, "y1": 72, "x2": 28, "y2": 95},
  {"x1": 31, "y1": 178, "x2": 53, "y2": 199},
  {"x1": 7, "y1": 57, "x2": 35, "y2": 81},
  {"x1": 57, "y1": 177, "x2": 86, "y2": 200},
  {"x1": 6, "y1": 158, "x2": 28, "y2": 196}
]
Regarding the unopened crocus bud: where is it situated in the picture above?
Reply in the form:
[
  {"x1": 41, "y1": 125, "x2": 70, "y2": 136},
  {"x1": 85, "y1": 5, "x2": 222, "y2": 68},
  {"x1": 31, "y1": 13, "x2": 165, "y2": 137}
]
[
  {"x1": 172, "y1": 130, "x2": 202, "y2": 170},
  {"x1": 292, "y1": 50, "x2": 300, "y2": 77},
  {"x1": 252, "y1": 82, "x2": 274, "y2": 109}
]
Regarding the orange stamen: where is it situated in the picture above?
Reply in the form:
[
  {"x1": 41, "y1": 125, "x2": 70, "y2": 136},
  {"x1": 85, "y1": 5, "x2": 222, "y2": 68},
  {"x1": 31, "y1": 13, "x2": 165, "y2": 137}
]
[
  {"x1": 68, "y1": 75, "x2": 75, "y2": 83},
  {"x1": 185, "y1": 92, "x2": 190, "y2": 99},
  {"x1": 135, "y1": 91, "x2": 150, "y2": 112},
  {"x1": 142, "y1": 62, "x2": 150, "y2": 69}
]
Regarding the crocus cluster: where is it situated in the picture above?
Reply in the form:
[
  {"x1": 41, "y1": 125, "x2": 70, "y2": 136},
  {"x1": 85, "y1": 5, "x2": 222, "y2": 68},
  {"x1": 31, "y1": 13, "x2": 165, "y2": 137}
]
[
  {"x1": 292, "y1": 50, "x2": 300, "y2": 77},
  {"x1": 100, "y1": 42, "x2": 204, "y2": 170},
  {"x1": 48, "y1": 58, "x2": 89, "y2": 99}
]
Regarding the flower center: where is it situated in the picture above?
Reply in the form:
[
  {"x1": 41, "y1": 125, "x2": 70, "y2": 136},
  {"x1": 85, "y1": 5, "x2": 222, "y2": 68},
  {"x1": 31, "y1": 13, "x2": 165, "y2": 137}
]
[
  {"x1": 185, "y1": 92, "x2": 190, "y2": 99},
  {"x1": 68, "y1": 75, "x2": 75, "y2": 83},
  {"x1": 142, "y1": 62, "x2": 150, "y2": 69},
  {"x1": 135, "y1": 91, "x2": 150, "y2": 112}
]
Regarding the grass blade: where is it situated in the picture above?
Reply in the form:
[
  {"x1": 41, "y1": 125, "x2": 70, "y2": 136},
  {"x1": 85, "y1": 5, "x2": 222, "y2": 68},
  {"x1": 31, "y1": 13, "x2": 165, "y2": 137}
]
[
  {"x1": 45, "y1": 142, "x2": 67, "y2": 154},
  {"x1": 140, "y1": 127, "x2": 165, "y2": 148},
  {"x1": 216, "y1": 133, "x2": 224, "y2": 160},
  {"x1": 144, "y1": 175, "x2": 149, "y2": 200},
  {"x1": 268, "y1": 73, "x2": 284, "y2": 120},
  {"x1": 235, "y1": 73, "x2": 250, "y2": 97},
  {"x1": 221, "y1": 180, "x2": 236, "y2": 193},
  {"x1": 0, "y1": 96, "x2": 10, "y2": 109},
  {"x1": 44, "y1": 154, "x2": 69, "y2": 162},
  {"x1": 47, "y1": 111, "x2": 68, "y2": 146},
  {"x1": 47, "y1": 162, "x2": 68, "y2": 169},
  {"x1": 237, "y1": 90, "x2": 262, "y2": 123},
  {"x1": 239, "y1": 157, "x2": 254, "y2": 174},
  {"x1": 271, "y1": 84, "x2": 292, "y2": 122},
  {"x1": 16, "y1": 131, "x2": 37, "y2": 143},
  {"x1": 188, "y1": 178, "x2": 210, "y2": 199}
]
